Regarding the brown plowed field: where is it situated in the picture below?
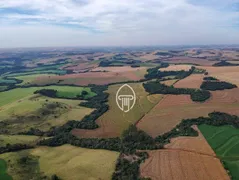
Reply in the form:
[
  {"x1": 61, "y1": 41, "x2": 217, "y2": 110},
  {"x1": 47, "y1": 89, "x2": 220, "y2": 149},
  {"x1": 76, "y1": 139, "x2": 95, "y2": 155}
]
[
  {"x1": 160, "y1": 65, "x2": 192, "y2": 71},
  {"x1": 65, "y1": 62, "x2": 97, "y2": 72},
  {"x1": 35, "y1": 68, "x2": 146, "y2": 86},
  {"x1": 201, "y1": 66, "x2": 239, "y2": 86},
  {"x1": 137, "y1": 88, "x2": 239, "y2": 137},
  {"x1": 163, "y1": 57, "x2": 217, "y2": 66},
  {"x1": 91, "y1": 66, "x2": 146, "y2": 73},
  {"x1": 140, "y1": 149, "x2": 229, "y2": 180},
  {"x1": 174, "y1": 74, "x2": 204, "y2": 89},
  {"x1": 165, "y1": 126, "x2": 215, "y2": 155}
]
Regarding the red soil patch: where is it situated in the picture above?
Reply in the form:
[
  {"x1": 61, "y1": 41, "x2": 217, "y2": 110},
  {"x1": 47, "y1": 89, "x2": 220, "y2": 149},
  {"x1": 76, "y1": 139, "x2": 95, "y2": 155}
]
[
  {"x1": 174, "y1": 74, "x2": 204, "y2": 89},
  {"x1": 164, "y1": 57, "x2": 217, "y2": 66},
  {"x1": 137, "y1": 88, "x2": 239, "y2": 137},
  {"x1": 71, "y1": 117, "x2": 120, "y2": 138},
  {"x1": 140, "y1": 149, "x2": 229, "y2": 180}
]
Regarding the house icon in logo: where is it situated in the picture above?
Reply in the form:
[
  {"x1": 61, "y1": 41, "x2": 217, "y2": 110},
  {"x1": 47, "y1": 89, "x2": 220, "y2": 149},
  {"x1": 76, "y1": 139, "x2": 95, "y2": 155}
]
[{"x1": 116, "y1": 84, "x2": 136, "y2": 113}]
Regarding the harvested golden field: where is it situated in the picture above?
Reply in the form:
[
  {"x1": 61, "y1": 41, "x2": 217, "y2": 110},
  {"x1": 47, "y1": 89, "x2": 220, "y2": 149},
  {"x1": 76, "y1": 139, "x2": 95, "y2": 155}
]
[
  {"x1": 72, "y1": 83, "x2": 164, "y2": 138},
  {"x1": 174, "y1": 74, "x2": 204, "y2": 89},
  {"x1": 35, "y1": 69, "x2": 147, "y2": 86},
  {"x1": 201, "y1": 66, "x2": 239, "y2": 86},
  {"x1": 137, "y1": 88, "x2": 239, "y2": 137},
  {"x1": 161, "y1": 79, "x2": 178, "y2": 86},
  {"x1": 140, "y1": 149, "x2": 229, "y2": 180},
  {"x1": 164, "y1": 57, "x2": 217, "y2": 66},
  {"x1": 160, "y1": 64, "x2": 192, "y2": 71},
  {"x1": 31, "y1": 145, "x2": 119, "y2": 180},
  {"x1": 139, "y1": 53, "x2": 159, "y2": 61},
  {"x1": 165, "y1": 126, "x2": 215, "y2": 155}
]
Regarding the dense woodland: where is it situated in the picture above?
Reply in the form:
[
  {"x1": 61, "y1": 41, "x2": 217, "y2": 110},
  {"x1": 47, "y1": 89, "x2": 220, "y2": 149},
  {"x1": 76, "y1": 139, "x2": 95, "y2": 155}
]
[
  {"x1": 213, "y1": 61, "x2": 239, "y2": 67},
  {"x1": 34, "y1": 88, "x2": 89, "y2": 100},
  {"x1": 200, "y1": 81, "x2": 237, "y2": 91},
  {"x1": 143, "y1": 81, "x2": 211, "y2": 102},
  {"x1": 203, "y1": 76, "x2": 218, "y2": 81},
  {"x1": 145, "y1": 65, "x2": 195, "y2": 80}
]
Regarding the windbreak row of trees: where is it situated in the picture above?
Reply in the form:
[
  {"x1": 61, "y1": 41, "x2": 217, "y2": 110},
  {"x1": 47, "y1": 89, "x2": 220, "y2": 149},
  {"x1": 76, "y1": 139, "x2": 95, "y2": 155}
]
[{"x1": 143, "y1": 81, "x2": 211, "y2": 102}]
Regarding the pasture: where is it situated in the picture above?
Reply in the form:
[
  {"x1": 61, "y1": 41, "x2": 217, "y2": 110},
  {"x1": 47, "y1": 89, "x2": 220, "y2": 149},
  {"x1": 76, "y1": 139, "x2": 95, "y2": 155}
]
[
  {"x1": 0, "y1": 95, "x2": 94, "y2": 133},
  {"x1": 0, "y1": 135, "x2": 39, "y2": 146},
  {"x1": 31, "y1": 145, "x2": 119, "y2": 180},
  {"x1": 0, "y1": 86, "x2": 95, "y2": 107}
]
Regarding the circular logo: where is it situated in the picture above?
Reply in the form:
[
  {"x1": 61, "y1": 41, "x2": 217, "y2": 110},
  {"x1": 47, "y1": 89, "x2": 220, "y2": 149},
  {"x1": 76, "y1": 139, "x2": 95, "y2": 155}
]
[{"x1": 116, "y1": 84, "x2": 136, "y2": 113}]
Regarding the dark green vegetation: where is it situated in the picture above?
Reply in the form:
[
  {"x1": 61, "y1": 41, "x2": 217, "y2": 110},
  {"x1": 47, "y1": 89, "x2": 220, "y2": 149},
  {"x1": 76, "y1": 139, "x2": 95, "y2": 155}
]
[
  {"x1": 201, "y1": 81, "x2": 237, "y2": 91},
  {"x1": 199, "y1": 125, "x2": 239, "y2": 180},
  {"x1": 143, "y1": 81, "x2": 211, "y2": 102},
  {"x1": 0, "y1": 144, "x2": 33, "y2": 154},
  {"x1": 0, "y1": 159, "x2": 12, "y2": 180},
  {"x1": 213, "y1": 61, "x2": 239, "y2": 67},
  {"x1": 99, "y1": 60, "x2": 141, "y2": 67},
  {"x1": 38, "y1": 125, "x2": 160, "y2": 153},
  {"x1": 203, "y1": 76, "x2": 218, "y2": 81},
  {"x1": 34, "y1": 88, "x2": 92, "y2": 100},
  {"x1": 112, "y1": 152, "x2": 149, "y2": 180},
  {"x1": 145, "y1": 64, "x2": 195, "y2": 80}
]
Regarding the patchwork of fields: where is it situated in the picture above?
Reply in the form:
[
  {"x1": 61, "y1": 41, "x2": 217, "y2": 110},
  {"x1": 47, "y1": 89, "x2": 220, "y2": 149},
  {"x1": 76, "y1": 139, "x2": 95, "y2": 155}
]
[{"x1": 0, "y1": 48, "x2": 239, "y2": 180}]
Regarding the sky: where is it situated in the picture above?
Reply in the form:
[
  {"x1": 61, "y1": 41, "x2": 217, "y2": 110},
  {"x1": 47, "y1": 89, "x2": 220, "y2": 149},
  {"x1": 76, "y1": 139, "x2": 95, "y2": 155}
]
[{"x1": 0, "y1": 0, "x2": 239, "y2": 48}]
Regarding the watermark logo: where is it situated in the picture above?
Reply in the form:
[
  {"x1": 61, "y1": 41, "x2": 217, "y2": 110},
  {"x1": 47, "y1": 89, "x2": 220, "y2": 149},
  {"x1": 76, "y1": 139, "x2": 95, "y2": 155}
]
[{"x1": 116, "y1": 84, "x2": 136, "y2": 112}]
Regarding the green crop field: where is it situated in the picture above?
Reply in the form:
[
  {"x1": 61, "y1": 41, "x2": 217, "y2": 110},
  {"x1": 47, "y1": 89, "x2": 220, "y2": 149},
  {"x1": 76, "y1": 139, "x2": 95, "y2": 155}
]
[
  {"x1": 0, "y1": 86, "x2": 95, "y2": 107},
  {"x1": 0, "y1": 159, "x2": 12, "y2": 180},
  {"x1": 199, "y1": 125, "x2": 239, "y2": 179}
]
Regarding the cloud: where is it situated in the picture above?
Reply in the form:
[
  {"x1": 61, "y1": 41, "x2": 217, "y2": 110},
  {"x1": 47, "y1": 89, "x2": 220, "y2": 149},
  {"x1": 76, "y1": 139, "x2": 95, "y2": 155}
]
[{"x1": 0, "y1": 0, "x2": 239, "y2": 48}]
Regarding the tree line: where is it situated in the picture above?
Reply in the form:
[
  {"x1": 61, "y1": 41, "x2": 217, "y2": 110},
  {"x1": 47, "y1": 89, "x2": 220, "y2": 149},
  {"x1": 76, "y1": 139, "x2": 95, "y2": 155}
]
[
  {"x1": 143, "y1": 81, "x2": 211, "y2": 102},
  {"x1": 200, "y1": 81, "x2": 237, "y2": 91}
]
